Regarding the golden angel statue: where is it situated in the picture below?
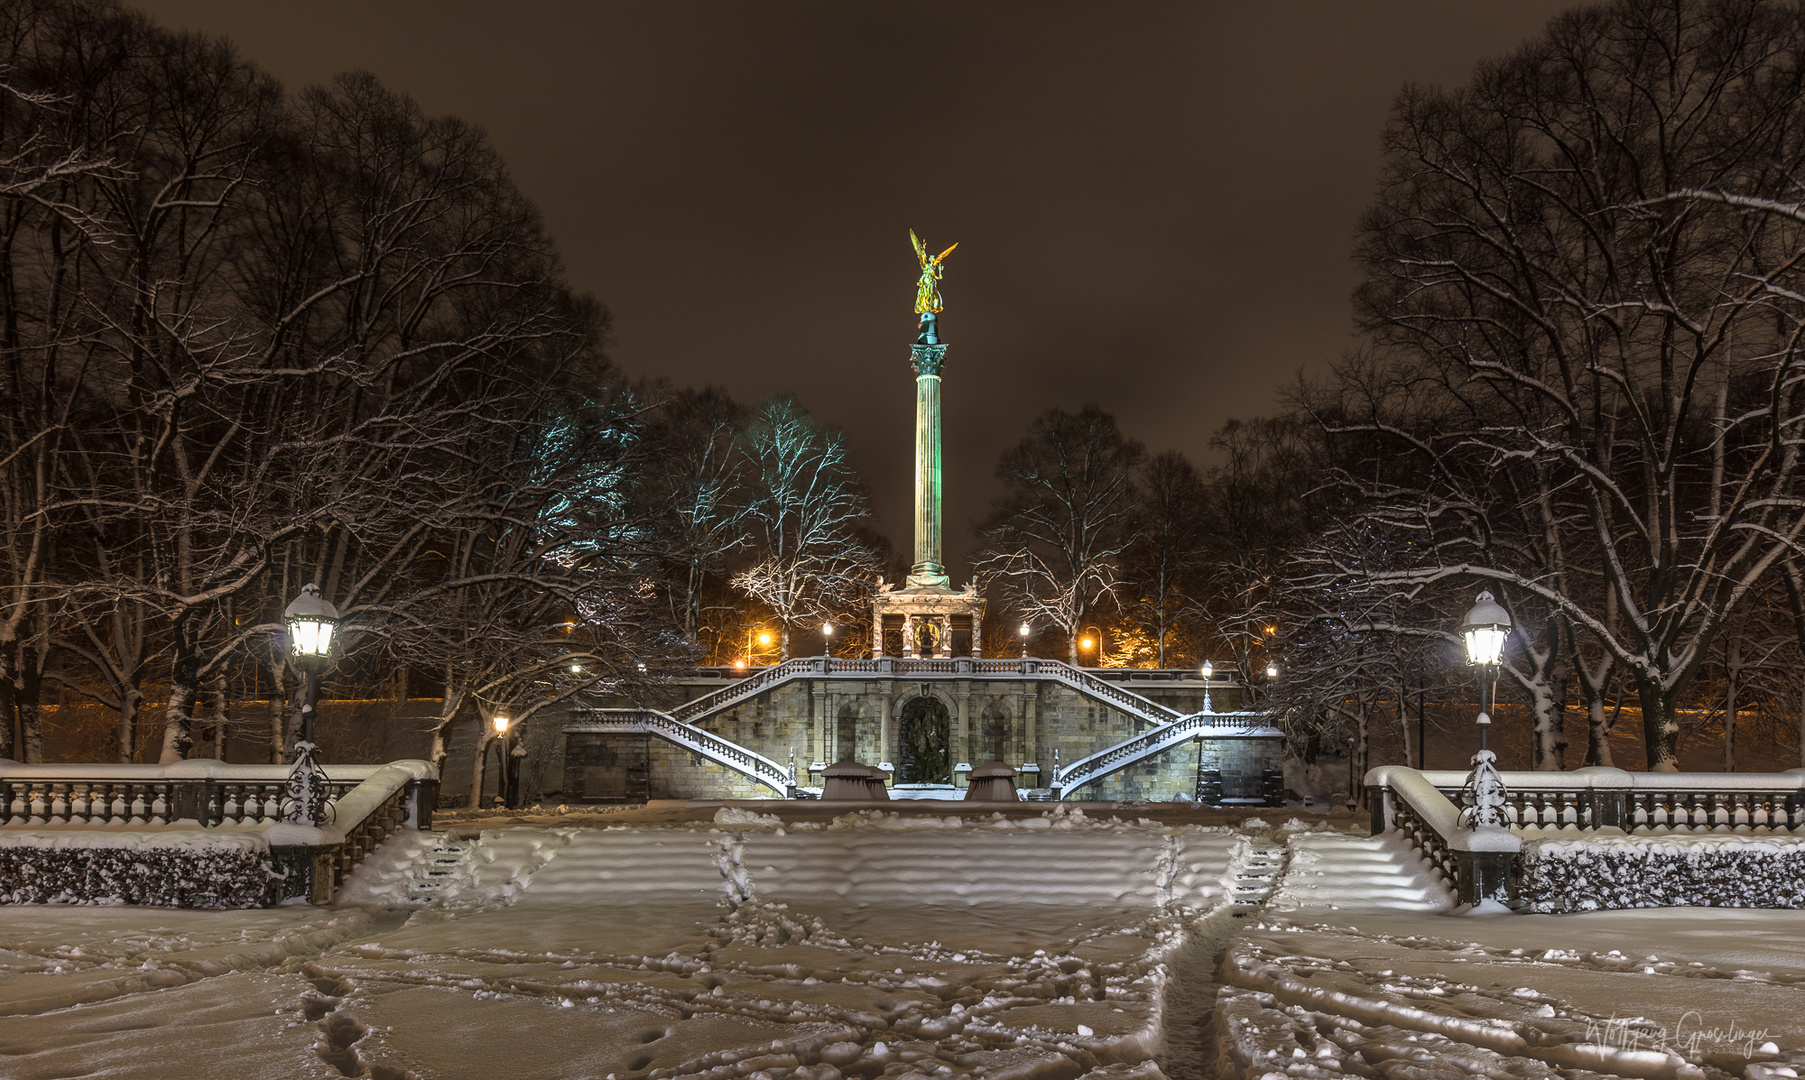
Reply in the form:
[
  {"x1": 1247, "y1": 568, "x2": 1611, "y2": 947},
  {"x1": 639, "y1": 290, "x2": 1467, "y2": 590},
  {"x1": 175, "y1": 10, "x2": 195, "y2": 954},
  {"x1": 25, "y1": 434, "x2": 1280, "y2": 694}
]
[{"x1": 911, "y1": 229, "x2": 958, "y2": 314}]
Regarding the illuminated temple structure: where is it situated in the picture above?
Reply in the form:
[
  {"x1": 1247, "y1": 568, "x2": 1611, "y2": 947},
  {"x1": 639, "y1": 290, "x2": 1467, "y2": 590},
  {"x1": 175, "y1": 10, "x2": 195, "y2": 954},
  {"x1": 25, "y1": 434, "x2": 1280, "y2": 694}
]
[{"x1": 560, "y1": 244, "x2": 1281, "y2": 803}]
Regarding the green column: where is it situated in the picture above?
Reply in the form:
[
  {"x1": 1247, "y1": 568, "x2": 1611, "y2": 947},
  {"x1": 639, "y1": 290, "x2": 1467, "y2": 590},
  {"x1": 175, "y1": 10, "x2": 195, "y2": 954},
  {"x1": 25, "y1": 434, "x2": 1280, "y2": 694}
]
[{"x1": 907, "y1": 342, "x2": 950, "y2": 589}]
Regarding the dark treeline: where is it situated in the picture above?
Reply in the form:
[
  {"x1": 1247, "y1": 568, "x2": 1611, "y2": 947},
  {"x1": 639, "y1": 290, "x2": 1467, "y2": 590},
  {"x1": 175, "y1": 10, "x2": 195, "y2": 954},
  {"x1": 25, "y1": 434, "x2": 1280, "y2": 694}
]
[
  {"x1": 979, "y1": 0, "x2": 1805, "y2": 778},
  {"x1": 0, "y1": 0, "x2": 884, "y2": 768},
  {"x1": 1255, "y1": 0, "x2": 1805, "y2": 776}
]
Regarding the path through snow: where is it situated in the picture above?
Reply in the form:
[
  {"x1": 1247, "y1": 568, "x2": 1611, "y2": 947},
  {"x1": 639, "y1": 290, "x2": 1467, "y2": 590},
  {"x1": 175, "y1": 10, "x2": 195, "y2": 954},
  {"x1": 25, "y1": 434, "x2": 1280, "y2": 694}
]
[{"x1": 4, "y1": 813, "x2": 1805, "y2": 1079}]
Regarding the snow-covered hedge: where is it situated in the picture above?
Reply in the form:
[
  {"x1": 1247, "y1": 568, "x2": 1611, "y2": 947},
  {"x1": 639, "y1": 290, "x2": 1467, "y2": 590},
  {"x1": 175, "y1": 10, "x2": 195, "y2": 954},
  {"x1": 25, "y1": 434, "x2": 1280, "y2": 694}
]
[
  {"x1": 0, "y1": 831, "x2": 285, "y2": 907},
  {"x1": 1520, "y1": 834, "x2": 1805, "y2": 912}
]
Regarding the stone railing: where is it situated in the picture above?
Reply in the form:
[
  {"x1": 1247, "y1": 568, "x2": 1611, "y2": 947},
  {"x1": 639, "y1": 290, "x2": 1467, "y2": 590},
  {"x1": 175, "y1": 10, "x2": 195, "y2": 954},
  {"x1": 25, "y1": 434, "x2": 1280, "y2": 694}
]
[
  {"x1": 575, "y1": 707, "x2": 791, "y2": 796},
  {"x1": 666, "y1": 655, "x2": 1184, "y2": 730},
  {"x1": 266, "y1": 761, "x2": 434, "y2": 904},
  {"x1": 0, "y1": 760, "x2": 420, "y2": 828},
  {"x1": 0, "y1": 758, "x2": 437, "y2": 907},
  {"x1": 1055, "y1": 710, "x2": 1270, "y2": 795},
  {"x1": 1367, "y1": 765, "x2": 1520, "y2": 905},
  {"x1": 1410, "y1": 767, "x2": 1805, "y2": 832}
]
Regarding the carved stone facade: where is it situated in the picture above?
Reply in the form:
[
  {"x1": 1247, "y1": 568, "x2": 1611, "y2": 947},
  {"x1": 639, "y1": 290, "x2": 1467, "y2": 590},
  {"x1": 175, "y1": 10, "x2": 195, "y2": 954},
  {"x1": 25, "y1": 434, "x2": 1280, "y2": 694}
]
[{"x1": 562, "y1": 667, "x2": 1280, "y2": 804}]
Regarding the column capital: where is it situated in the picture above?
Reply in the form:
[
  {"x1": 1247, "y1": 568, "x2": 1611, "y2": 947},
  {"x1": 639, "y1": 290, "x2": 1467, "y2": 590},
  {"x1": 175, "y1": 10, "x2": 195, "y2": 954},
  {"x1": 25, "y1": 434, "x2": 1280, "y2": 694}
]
[{"x1": 910, "y1": 343, "x2": 948, "y2": 378}]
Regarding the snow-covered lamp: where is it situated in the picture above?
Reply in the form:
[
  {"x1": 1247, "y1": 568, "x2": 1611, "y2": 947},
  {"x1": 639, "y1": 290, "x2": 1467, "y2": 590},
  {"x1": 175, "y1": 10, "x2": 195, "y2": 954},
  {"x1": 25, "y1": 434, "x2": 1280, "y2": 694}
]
[
  {"x1": 281, "y1": 583, "x2": 339, "y2": 826},
  {"x1": 284, "y1": 583, "x2": 339, "y2": 659},
  {"x1": 1458, "y1": 589, "x2": 1512, "y2": 830},
  {"x1": 1461, "y1": 590, "x2": 1512, "y2": 666}
]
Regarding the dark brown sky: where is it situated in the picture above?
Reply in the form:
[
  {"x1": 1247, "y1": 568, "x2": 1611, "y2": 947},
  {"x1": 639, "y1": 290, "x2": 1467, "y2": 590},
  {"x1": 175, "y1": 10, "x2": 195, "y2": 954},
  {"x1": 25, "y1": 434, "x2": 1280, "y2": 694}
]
[{"x1": 137, "y1": 1, "x2": 1573, "y2": 576}]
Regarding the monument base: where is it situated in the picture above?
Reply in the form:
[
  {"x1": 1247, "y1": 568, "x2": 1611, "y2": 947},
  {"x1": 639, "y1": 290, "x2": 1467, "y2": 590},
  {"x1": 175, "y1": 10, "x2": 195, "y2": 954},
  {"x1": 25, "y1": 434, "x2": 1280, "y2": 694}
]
[{"x1": 905, "y1": 561, "x2": 951, "y2": 590}]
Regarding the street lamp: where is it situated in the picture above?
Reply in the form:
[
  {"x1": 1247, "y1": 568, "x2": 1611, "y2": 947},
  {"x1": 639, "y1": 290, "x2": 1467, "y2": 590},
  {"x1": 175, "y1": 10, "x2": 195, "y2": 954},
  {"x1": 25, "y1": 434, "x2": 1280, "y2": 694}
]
[
  {"x1": 1079, "y1": 625, "x2": 1102, "y2": 667},
  {"x1": 823, "y1": 622, "x2": 834, "y2": 657},
  {"x1": 1019, "y1": 622, "x2": 1031, "y2": 659},
  {"x1": 1200, "y1": 660, "x2": 1214, "y2": 712},
  {"x1": 1459, "y1": 589, "x2": 1513, "y2": 828},
  {"x1": 283, "y1": 583, "x2": 339, "y2": 824},
  {"x1": 490, "y1": 714, "x2": 511, "y2": 809}
]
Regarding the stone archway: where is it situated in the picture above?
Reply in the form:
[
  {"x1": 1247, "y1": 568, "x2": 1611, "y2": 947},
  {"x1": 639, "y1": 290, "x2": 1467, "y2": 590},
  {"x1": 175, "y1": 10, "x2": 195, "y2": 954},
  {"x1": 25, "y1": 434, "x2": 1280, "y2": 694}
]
[{"x1": 897, "y1": 697, "x2": 952, "y2": 784}]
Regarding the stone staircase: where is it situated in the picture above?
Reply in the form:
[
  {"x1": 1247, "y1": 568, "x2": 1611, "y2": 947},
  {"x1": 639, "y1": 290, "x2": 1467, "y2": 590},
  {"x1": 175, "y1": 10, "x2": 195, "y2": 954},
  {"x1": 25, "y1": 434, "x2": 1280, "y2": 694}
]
[
  {"x1": 404, "y1": 832, "x2": 478, "y2": 903},
  {"x1": 1266, "y1": 831, "x2": 1454, "y2": 913},
  {"x1": 1226, "y1": 838, "x2": 1289, "y2": 908}
]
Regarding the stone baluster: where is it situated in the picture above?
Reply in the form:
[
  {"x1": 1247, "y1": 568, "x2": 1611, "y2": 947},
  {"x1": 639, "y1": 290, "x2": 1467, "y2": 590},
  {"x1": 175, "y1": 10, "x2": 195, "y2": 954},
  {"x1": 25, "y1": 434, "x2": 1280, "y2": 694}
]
[
  {"x1": 28, "y1": 783, "x2": 49, "y2": 824},
  {"x1": 47, "y1": 784, "x2": 68, "y2": 825}
]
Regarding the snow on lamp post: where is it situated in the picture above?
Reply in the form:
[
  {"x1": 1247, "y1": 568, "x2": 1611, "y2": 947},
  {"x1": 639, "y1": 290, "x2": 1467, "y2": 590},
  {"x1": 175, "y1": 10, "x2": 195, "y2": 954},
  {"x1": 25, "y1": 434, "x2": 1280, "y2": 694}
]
[
  {"x1": 283, "y1": 583, "x2": 339, "y2": 824},
  {"x1": 490, "y1": 714, "x2": 511, "y2": 809},
  {"x1": 1460, "y1": 589, "x2": 1512, "y2": 829}
]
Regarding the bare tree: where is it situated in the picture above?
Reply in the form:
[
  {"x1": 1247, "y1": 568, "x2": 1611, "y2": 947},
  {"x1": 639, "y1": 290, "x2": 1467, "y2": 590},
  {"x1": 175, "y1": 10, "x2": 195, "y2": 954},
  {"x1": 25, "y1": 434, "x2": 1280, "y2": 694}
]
[
  {"x1": 1120, "y1": 451, "x2": 1209, "y2": 668},
  {"x1": 731, "y1": 396, "x2": 876, "y2": 660},
  {"x1": 638, "y1": 384, "x2": 749, "y2": 642},
  {"x1": 976, "y1": 406, "x2": 1145, "y2": 664},
  {"x1": 1350, "y1": 0, "x2": 1805, "y2": 770}
]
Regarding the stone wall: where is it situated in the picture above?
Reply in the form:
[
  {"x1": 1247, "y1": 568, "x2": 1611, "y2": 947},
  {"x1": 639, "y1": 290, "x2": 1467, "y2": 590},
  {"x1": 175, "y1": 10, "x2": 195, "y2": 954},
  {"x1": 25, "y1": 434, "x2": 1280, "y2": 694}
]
[{"x1": 562, "y1": 670, "x2": 1281, "y2": 804}]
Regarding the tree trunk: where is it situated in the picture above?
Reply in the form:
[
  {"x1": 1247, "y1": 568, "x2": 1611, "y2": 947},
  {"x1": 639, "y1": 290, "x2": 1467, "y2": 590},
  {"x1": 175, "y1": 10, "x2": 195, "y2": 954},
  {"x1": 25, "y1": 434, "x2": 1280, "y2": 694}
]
[
  {"x1": 429, "y1": 688, "x2": 468, "y2": 774},
  {"x1": 780, "y1": 623, "x2": 791, "y2": 662},
  {"x1": 1636, "y1": 679, "x2": 1680, "y2": 772},
  {"x1": 1584, "y1": 693, "x2": 1616, "y2": 768},
  {"x1": 207, "y1": 670, "x2": 230, "y2": 762},
  {"x1": 1723, "y1": 631, "x2": 1741, "y2": 772},
  {"x1": 117, "y1": 683, "x2": 143, "y2": 763},
  {"x1": 19, "y1": 702, "x2": 44, "y2": 763},
  {"x1": 470, "y1": 736, "x2": 491, "y2": 808}
]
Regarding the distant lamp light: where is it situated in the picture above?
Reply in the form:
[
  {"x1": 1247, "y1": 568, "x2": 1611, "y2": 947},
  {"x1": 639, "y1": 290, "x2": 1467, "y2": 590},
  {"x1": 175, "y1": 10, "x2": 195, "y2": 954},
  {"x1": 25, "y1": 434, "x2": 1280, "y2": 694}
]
[
  {"x1": 823, "y1": 623, "x2": 834, "y2": 637},
  {"x1": 1265, "y1": 663, "x2": 1278, "y2": 679},
  {"x1": 570, "y1": 663, "x2": 582, "y2": 673},
  {"x1": 759, "y1": 632, "x2": 772, "y2": 646},
  {"x1": 284, "y1": 583, "x2": 339, "y2": 659},
  {"x1": 735, "y1": 658, "x2": 747, "y2": 670},
  {"x1": 1461, "y1": 589, "x2": 1512, "y2": 666},
  {"x1": 1081, "y1": 637, "x2": 1094, "y2": 650},
  {"x1": 1019, "y1": 623, "x2": 1030, "y2": 637},
  {"x1": 491, "y1": 715, "x2": 511, "y2": 736},
  {"x1": 1200, "y1": 660, "x2": 1213, "y2": 680}
]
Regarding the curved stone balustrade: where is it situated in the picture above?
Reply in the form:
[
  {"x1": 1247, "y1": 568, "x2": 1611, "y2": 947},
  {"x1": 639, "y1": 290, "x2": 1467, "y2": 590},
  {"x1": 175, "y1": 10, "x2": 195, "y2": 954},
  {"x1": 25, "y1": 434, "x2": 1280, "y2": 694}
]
[
  {"x1": 667, "y1": 656, "x2": 1184, "y2": 732},
  {"x1": 1055, "y1": 710, "x2": 1270, "y2": 794},
  {"x1": 577, "y1": 708, "x2": 791, "y2": 795}
]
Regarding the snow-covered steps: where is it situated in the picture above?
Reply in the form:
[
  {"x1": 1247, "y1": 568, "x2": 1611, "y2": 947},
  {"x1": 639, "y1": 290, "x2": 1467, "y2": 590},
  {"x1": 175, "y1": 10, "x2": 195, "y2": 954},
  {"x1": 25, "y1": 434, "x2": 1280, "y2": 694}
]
[
  {"x1": 403, "y1": 832, "x2": 476, "y2": 903},
  {"x1": 1227, "y1": 838, "x2": 1288, "y2": 908},
  {"x1": 1266, "y1": 830, "x2": 1454, "y2": 913}
]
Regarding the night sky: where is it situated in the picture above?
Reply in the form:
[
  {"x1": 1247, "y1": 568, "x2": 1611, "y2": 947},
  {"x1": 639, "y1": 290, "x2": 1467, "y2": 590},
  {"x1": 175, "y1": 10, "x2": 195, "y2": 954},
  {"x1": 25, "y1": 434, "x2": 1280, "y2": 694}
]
[{"x1": 136, "y1": 1, "x2": 1573, "y2": 576}]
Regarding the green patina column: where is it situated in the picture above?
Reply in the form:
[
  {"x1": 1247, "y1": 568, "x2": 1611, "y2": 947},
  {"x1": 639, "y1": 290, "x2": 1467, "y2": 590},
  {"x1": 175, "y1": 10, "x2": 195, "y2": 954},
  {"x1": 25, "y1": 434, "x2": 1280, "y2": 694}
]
[{"x1": 907, "y1": 315, "x2": 951, "y2": 589}]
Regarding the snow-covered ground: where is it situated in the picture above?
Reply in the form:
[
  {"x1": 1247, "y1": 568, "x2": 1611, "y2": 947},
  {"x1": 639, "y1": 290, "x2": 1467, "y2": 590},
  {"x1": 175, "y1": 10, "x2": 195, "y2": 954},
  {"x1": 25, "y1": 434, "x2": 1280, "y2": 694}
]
[{"x1": 2, "y1": 808, "x2": 1804, "y2": 1079}]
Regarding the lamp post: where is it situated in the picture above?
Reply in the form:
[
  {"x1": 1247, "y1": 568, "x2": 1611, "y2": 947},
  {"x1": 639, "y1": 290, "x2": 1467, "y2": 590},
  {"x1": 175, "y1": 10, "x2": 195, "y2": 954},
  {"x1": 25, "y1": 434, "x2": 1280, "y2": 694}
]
[
  {"x1": 1200, "y1": 660, "x2": 1213, "y2": 713},
  {"x1": 823, "y1": 622, "x2": 834, "y2": 658},
  {"x1": 283, "y1": 583, "x2": 339, "y2": 824},
  {"x1": 1459, "y1": 589, "x2": 1513, "y2": 828},
  {"x1": 1079, "y1": 625, "x2": 1102, "y2": 667},
  {"x1": 490, "y1": 714, "x2": 511, "y2": 809},
  {"x1": 1019, "y1": 622, "x2": 1030, "y2": 659}
]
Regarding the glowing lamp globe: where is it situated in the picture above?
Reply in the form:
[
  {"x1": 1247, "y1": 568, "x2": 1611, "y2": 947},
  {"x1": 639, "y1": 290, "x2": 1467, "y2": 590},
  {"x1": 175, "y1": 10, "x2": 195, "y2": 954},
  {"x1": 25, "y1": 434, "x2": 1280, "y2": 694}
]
[
  {"x1": 1265, "y1": 663, "x2": 1278, "y2": 679},
  {"x1": 283, "y1": 583, "x2": 339, "y2": 660},
  {"x1": 1019, "y1": 623, "x2": 1030, "y2": 637},
  {"x1": 1201, "y1": 660, "x2": 1213, "y2": 679},
  {"x1": 491, "y1": 715, "x2": 510, "y2": 736},
  {"x1": 1461, "y1": 590, "x2": 1512, "y2": 666}
]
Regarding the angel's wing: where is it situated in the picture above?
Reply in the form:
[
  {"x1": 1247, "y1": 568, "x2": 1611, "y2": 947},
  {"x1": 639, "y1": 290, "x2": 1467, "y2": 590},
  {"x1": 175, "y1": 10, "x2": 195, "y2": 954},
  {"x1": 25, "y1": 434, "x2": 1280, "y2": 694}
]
[
  {"x1": 910, "y1": 229, "x2": 926, "y2": 260},
  {"x1": 934, "y1": 241, "x2": 959, "y2": 264}
]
